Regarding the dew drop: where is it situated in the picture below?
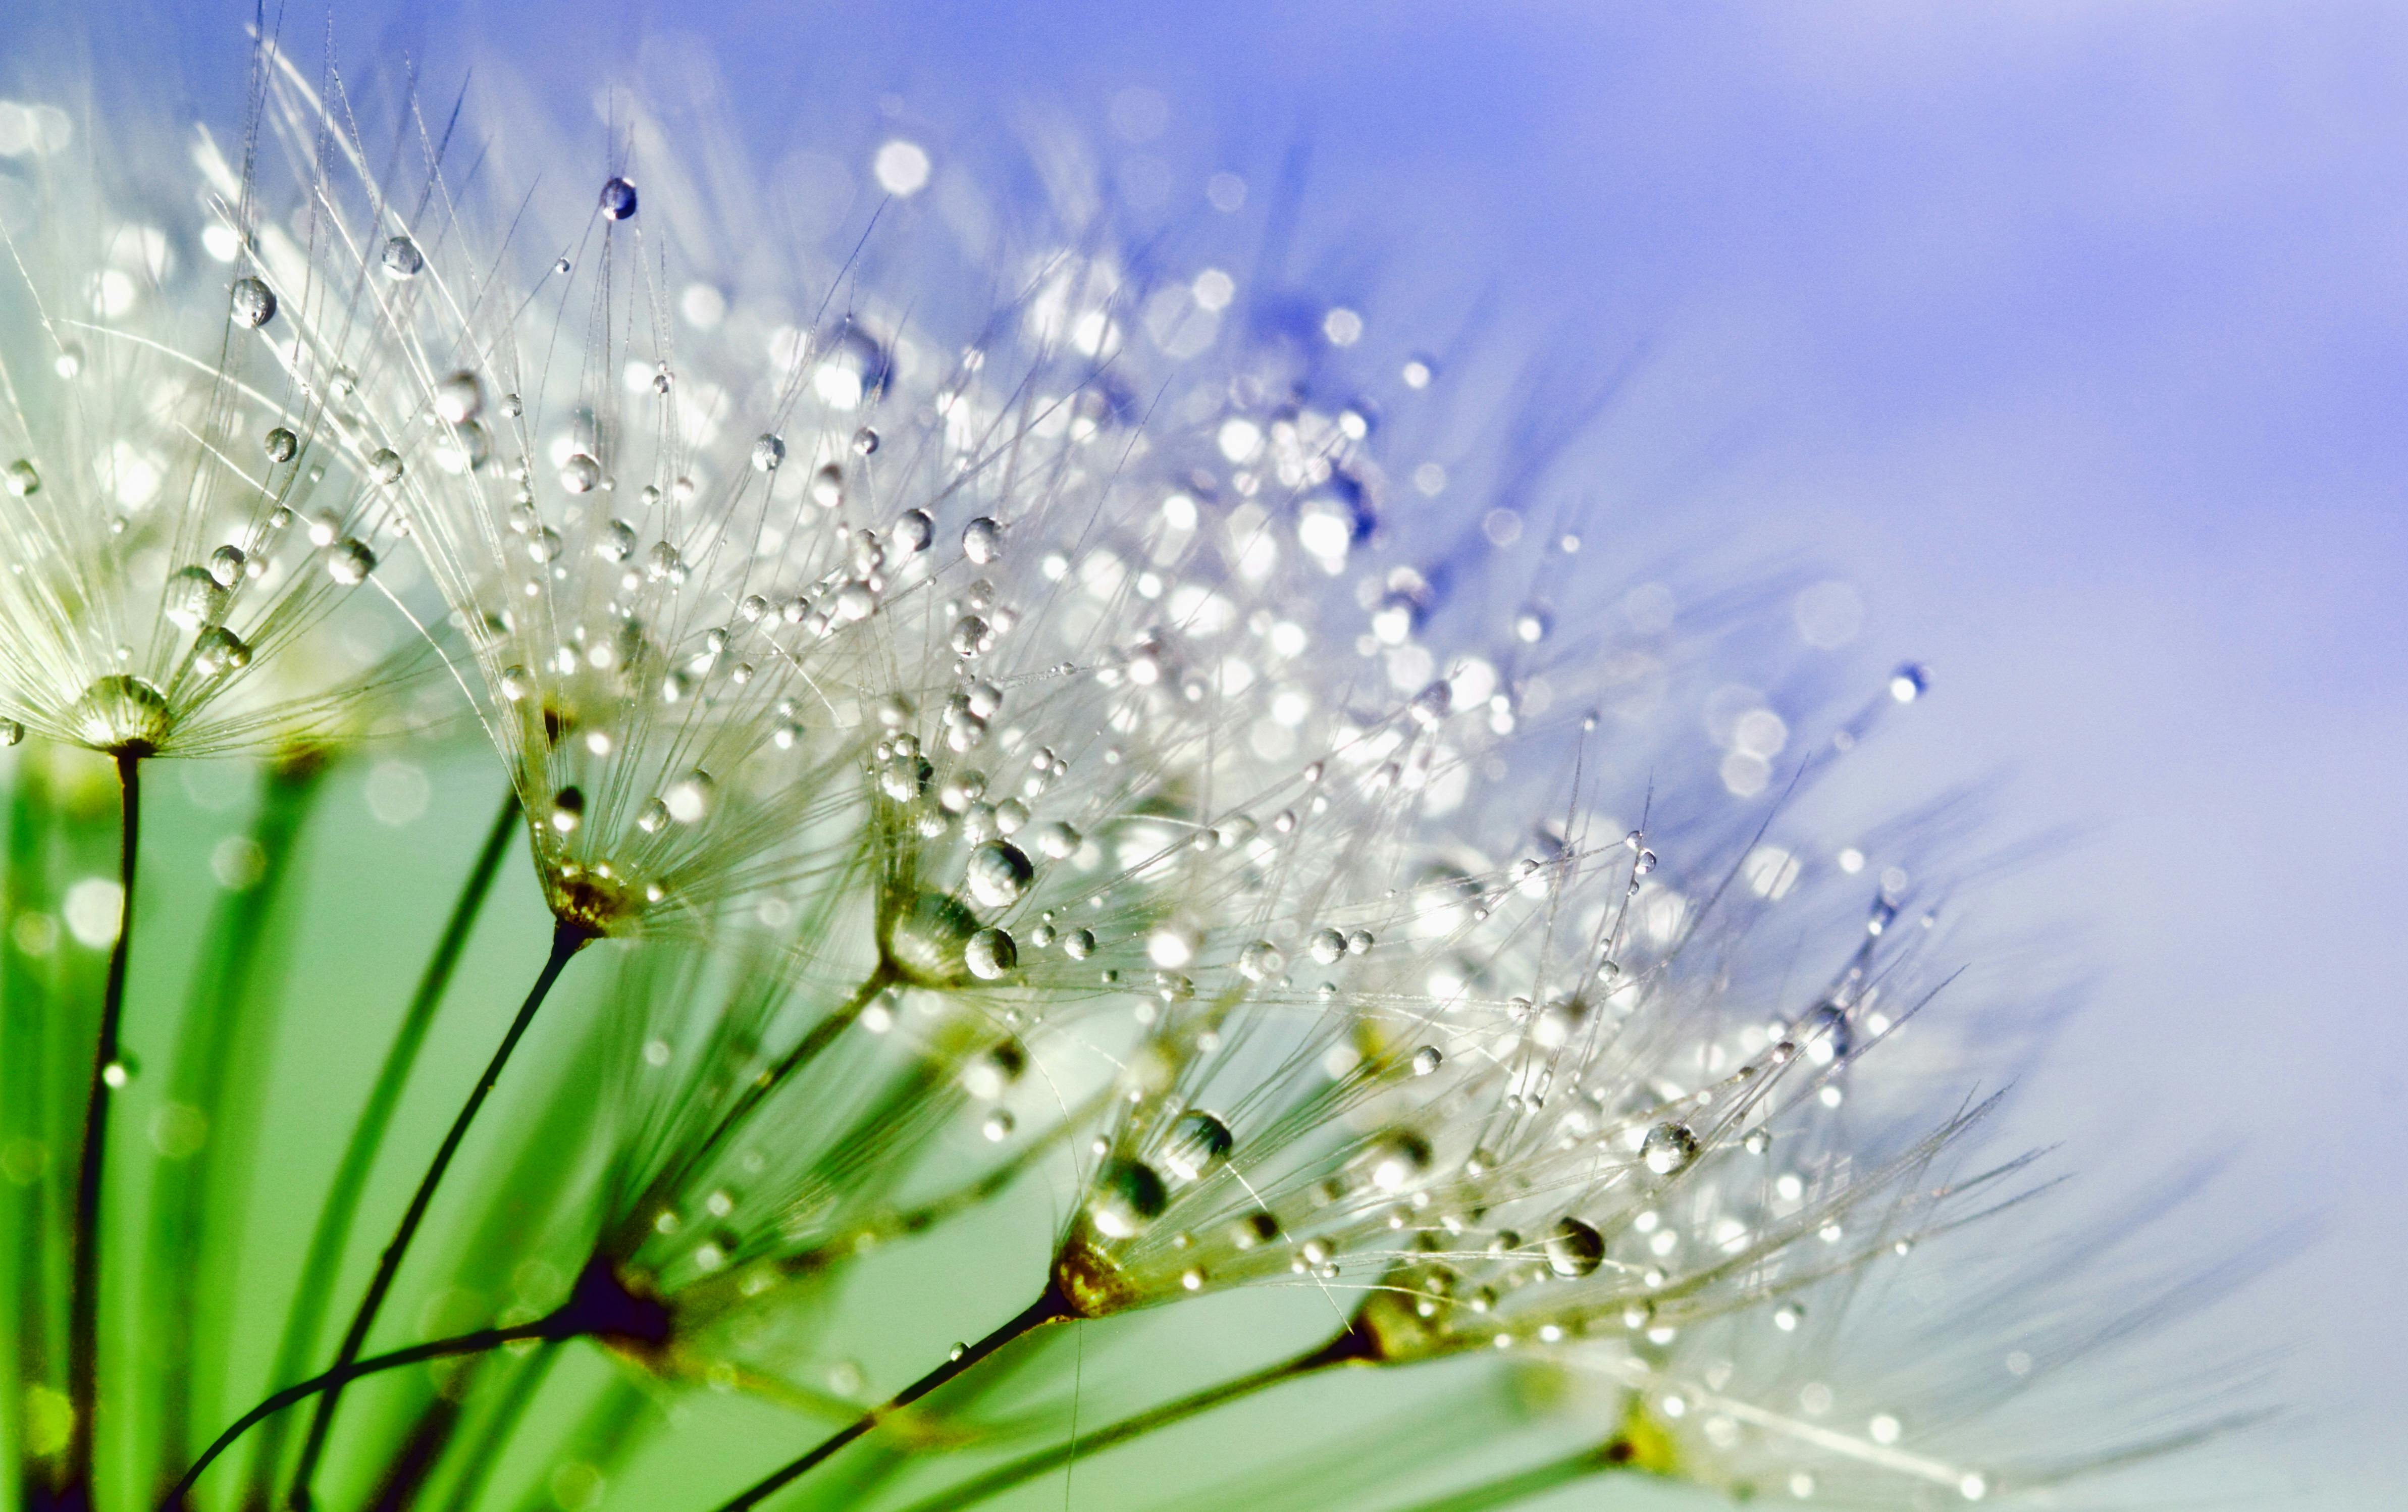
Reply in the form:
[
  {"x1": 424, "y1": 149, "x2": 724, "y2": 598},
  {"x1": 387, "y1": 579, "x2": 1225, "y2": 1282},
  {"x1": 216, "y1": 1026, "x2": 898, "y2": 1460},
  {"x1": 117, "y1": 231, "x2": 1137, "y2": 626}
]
[
  {"x1": 965, "y1": 842, "x2": 1034, "y2": 908},
  {"x1": 559, "y1": 453, "x2": 602, "y2": 494},
  {"x1": 326, "y1": 539, "x2": 376, "y2": 585},
  {"x1": 0, "y1": 719, "x2": 20, "y2": 746},
  {"x1": 809, "y1": 464, "x2": 844, "y2": 509},
  {"x1": 1545, "y1": 1216, "x2": 1605, "y2": 1278},
  {"x1": 1367, "y1": 1130, "x2": 1432, "y2": 1192},
  {"x1": 751, "y1": 434, "x2": 786, "y2": 472},
  {"x1": 1237, "y1": 941, "x2": 1284, "y2": 982},
  {"x1": 981, "y1": 1110, "x2": 1015, "y2": 1142},
  {"x1": 1410, "y1": 1046, "x2": 1442, "y2": 1076},
  {"x1": 381, "y1": 236, "x2": 425, "y2": 279},
  {"x1": 550, "y1": 786, "x2": 585, "y2": 833},
  {"x1": 499, "y1": 666, "x2": 534, "y2": 702},
  {"x1": 192, "y1": 627, "x2": 251, "y2": 677},
  {"x1": 598, "y1": 176, "x2": 639, "y2": 221},
  {"x1": 964, "y1": 926, "x2": 1018, "y2": 980},
  {"x1": 4, "y1": 460, "x2": 38, "y2": 497},
  {"x1": 664, "y1": 771, "x2": 715, "y2": 824},
  {"x1": 1160, "y1": 1110, "x2": 1234, "y2": 1183},
  {"x1": 1308, "y1": 927, "x2": 1347, "y2": 965},
  {"x1": 962, "y1": 516, "x2": 1003, "y2": 564},
  {"x1": 1089, "y1": 1159, "x2": 1168, "y2": 1238},
  {"x1": 230, "y1": 277, "x2": 277, "y2": 328},
  {"x1": 892, "y1": 509, "x2": 933, "y2": 555},
  {"x1": 1062, "y1": 927, "x2": 1095, "y2": 960},
  {"x1": 834, "y1": 583, "x2": 875, "y2": 621},
  {"x1": 165, "y1": 567, "x2": 228, "y2": 631},
  {"x1": 1889, "y1": 663, "x2": 1930, "y2": 703},
  {"x1": 1408, "y1": 681, "x2": 1452, "y2": 726},
  {"x1": 961, "y1": 1041, "x2": 1026, "y2": 1100},
  {"x1": 263, "y1": 427, "x2": 299, "y2": 463},
  {"x1": 435, "y1": 369, "x2": 485, "y2": 425},
  {"x1": 1032, "y1": 821, "x2": 1082, "y2": 860},
  {"x1": 368, "y1": 449, "x2": 405, "y2": 487},
  {"x1": 853, "y1": 426, "x2": 879, "y2": 455},
  {"x1": 1641, "y1": 1121, "x2": 1700, "y2": 1177}
]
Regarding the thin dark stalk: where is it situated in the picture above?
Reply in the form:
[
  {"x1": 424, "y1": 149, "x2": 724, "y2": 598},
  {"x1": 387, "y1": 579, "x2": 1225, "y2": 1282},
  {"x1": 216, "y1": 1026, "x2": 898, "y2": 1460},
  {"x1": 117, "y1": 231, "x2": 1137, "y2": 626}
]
[
  {"x1": 161, "y1": 1319, "x2": 560, "y2": 1509},
  {"x1": 286, "y1": 916, "x2": 590, "y2": 1509},
  {"x1": 60, "y1": 752, "x2": 141, "y2": 1509},
  {"x1": 897, "y1": 1326, "x2": 1373, "y2": 1512},
  {"x1": 241, "y1": 789, "x2": 518, "y2": 1509},
  {"x1": 711, "y1": 1285, "x2": 1075, "y2": 1512}
]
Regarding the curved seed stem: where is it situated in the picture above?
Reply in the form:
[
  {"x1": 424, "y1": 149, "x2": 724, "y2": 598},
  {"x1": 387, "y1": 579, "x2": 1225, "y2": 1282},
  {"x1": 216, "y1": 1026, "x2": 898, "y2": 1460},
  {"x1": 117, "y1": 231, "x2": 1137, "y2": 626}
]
[
  {"x1": 286, "y1": 917, "x2": 589, "y2": 1509},
  {"x1": 897, "y1": 1327, "x2": 1371, "y2": 1512},
  {"x1": 241, "y1": 788, "x2": 518, "y2": 1508},
  {"x1": 711, "y1": 1285, "x2": 1074, "y2": 1512},
  {"x1": 162, "y1": 1319, "x2": 559, "y2": 1510}
]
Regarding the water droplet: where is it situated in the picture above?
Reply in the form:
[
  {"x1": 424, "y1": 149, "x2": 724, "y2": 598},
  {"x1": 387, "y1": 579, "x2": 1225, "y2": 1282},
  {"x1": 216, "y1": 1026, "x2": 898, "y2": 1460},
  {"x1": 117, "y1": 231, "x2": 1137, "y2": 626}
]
[
  {"x1": 1408, "y1": 681, "x2": 1452, "y2": 726},
  {"x1": 499, "y1": 666, "x2": 535, "y2": 702},
  {"x1": 263, "y1": 427, "x2": 298, "y2": 463},
  {"x1": 0, "y1": 719, "x2": 23, "y2": 746},
  {"x1": 165, "y1": 566, "x2": 229, "y2": 631},
  {"x1": 1800, "y1": 1004, "x2": 1853, "y2": 1064},
  {"x1": 1641, "y1": 1121, "x2": 1699, "y2": 1176},
  {"x1": 1160, "y1": 1110, "x2": 1234, "y2": 1183},
  {"x1": 751, "y1": 434, "x2": 786, "y2": 472},
  {"x1": 809, "y1": 464, "x2": 844, "y2": 509},
  {"x1": 1237, "y1": 941, "x2": 1284, "y2": 982},
  {"x1": 1410, "y1": 1046, "x2": 1442, "y2": 1076},
  {"x1": 1545, "y1": 1216, "x2": 1604, "y2": 1278},
  {"x1": 664, "y1": 771, "x2": 715, "y2": 824},
  {"x1": 368, "y1": 449, "x2": 404, "y2": 487},
  {"x1": 4, "y1": 460, "x2": 38, "y2": 497},
  {"x1": 559, "y1": 453, "x2": 601, "y2": 494},
  {"x1": 834, "y1": 583, "x2": 875, "y2": 621},
  {"x1": 1062, "y1": 928, "x2": 1096, "y2": 960},
  {"x1": 208, "y1": 545, "x2": 246, "y2": 587},
  {"x1": 550, "y1": 786, "x2": 585, "y2": 833},
  {"x1": 230, "y1": 277, "x2": 276, "y2": 328},
  {"x1": 1089, "y1": 1159, "x2": 1168, "y2": 1238},
  {"x1": 1308, "y1": 928, "x2": 1346, "y2": 965},
  {"x1": 598, "y1": 176, "x2": 639, "y2": 221},
  {"x1": 965, "y1": 842, "x2": 1033, "y2": 908},
  {"x1": 982, "y1": 1110, "x2": 1016, "y2": 1142},
  {"x1": 962, "y1": 516, "x2": 1003, "y2": 564},
  {"x1": 853, "y1": 426, "x2": 879, "y2": 455},
  {"x1": 964, "y1": 926, "x2": 1018, "y2": 980},
  {"x1": 961, "y1": 1041, "x2": 1026, "y2": 1100},
  {"x1": 1032, "y1": 821, "x2": 1081, "y2": 860},
  {"x1": 381, "y1": 235, "x2": 425, "y2": 279},
  {"x1": 326, "y1": 539, "x2": 376, "y2": 584},
  {"x1": 435, "y1": 369, "x2": 485, "y2": 425},
  {"x1": 892, "y1": 509, "x2": 933, "y2": 555},
  {"x1": 1889, "y1": 663, "x2": 1930, "y2": 703},
  {"x1": 1367, "y1": 1130, "x2": 1432, "y2": 1192},
  {"x1": 192, "y1": 627, "x2": 251, "y2": 677}
]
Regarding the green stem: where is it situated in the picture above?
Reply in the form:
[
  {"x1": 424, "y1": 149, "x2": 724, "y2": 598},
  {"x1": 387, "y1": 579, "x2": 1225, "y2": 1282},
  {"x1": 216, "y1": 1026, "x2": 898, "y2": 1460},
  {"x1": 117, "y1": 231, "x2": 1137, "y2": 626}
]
[
  {"x1": 240, "y1": 789, "x2": 518, "y2": 1509},
  {"x1": 161, "y1": 1319, "x2": 559, "y2": 1509},
  {"x1": 711, "y1": 1284, "x2": 1075, "y2": 1512},
  {"x1": 286, "y1": 915, "x2": 590, "y2": 1510},
  {"x1": 59, "y1": 752, "x2": 141, "y2": 1510},
  {"x1": 149, "y1": 758, "x2": 327, "y2": 1502},
  {"x1": 896, "y1": 1326, "x2": 1371, "y2": 1512}
]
